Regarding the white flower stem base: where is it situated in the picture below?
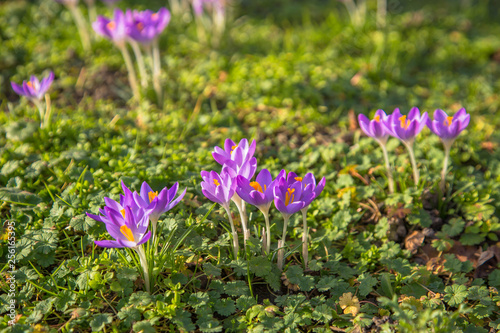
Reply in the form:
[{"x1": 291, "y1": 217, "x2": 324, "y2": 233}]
[
  {"x1": 440, "y1": 140, "x2": 453, "y2": 194},
  {"x1": 223, "y1": 205, "x2": 239, "y2": 258},
  {"x1": 379, "y1": 141, "x2": 394, "y2": 194},
  {"x1": 403, "y1": 141, "x2": 419, "y2": 186},
  {"x1": 118, "y1": 45, "x2": 141, "y2": 101},
  {"x1": 301, "y1": 208, "x2": 309, "y2": 269},
  {"x1": 135, "y1": 245, "x2": 151, "y2": 293}
]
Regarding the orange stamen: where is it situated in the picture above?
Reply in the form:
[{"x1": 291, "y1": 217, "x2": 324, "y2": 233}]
[
  {"x1": 294, "y1": 177, "x2": 303, "y2": 182},
  {"x1": 120, "y1": 209, "x2": 126, "y2": 218},
  {"x1": 444, "y1": 116, "x2": 453, "y2": 127},
  {"x1": 152, "y1": 13, "x2": 158, "y2": 20},
  {"x1": 136, "y1": 22, "x2": 144, "y2": 31},
  {"x1": 120, "y1": 225, "x2": 135, "y2": 242},
  {"x1": 27, "y1": 81, "x2": 33, "y2": 88},
  {"x1": 285, "y1": 188, "x2": 295, "y2": 206},
  {"x1": 230, "y1": 145, "x2": 238, "y2": 154},
  {"x1": 107, "y1": 21, "x2": 116, "y2": 30},
  {"x1": 250, "y1": 182, "x2": 264, "y2": 193},
  {"x1": 398, "y1": 115, "x2": 411, "y2": 130},
  {"x1": 148, "y1": 191, "x2": 158, "y2": 203},
  {"x1": 373, "y1": 115, "x2": 381, "y2": 122},
  {"x1": 213, "y1": 179, "x2": 220, "y2": 186}
]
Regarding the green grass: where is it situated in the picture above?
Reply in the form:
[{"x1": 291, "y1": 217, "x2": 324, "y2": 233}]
[{"x1": 2, "y1": 0, "x2": 500, "y2": 332}]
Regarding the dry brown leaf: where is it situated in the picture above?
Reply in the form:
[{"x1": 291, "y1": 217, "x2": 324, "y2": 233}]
[
  {"x1": 405, "y1": 231, "x2": 425, "y2": 254},
  {"x1": 478, "y1": 249, "x2": 495, "y2": 267},
  {"x1": 339, "y1": 292, "x2": 360, "y2": 316}
]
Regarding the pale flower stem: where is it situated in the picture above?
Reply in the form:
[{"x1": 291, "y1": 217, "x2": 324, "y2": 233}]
[
  {"x1": 43, "y1": 94, "x2": 52, "y2": 129},
  {"x1": 118, "y1": 45, "x2": 141, "y2": 100},
  {"x1": 33, "y1": 100, "x2": 45, "y2": 128},
  {"x1": 281, "y1": 214, "x2": 290, "y2": 244},
  {"x1": 150, "y1": 217, "x2": 158, "y2": 255},
  {"x1": 377, "y1": 0, "x2": 387, "y2": 28},
  {"x1": 130, "y1": 41, "x2": 149, "y2": 88},
  {"x1": 85, "y1": 0, "x2": 97, "y2": 27},
  {"x1": 277, "y1": 240, "x2": 284, "y2": 271},
  {"x1": 224, "y1": 206, "x2": 239, "y2": 258},
  {"x1": 404, "y1": 141, "x2": 419, "y2": 186},
  {"x1": 440, "y1": 142, "x2": 452, "y2": 193},
  {"x1": 67, "y1": 4, "x2": 91, "y2": 52},
  {"x1": 261, "y1": 227, "x2": 267, "y2": 255},
  {"x1": 379, "y1": 142, "x2": 394, "y2": 194},
  {"x1": 301, "y1": 208, "x2": 308, "y2": 269},
  {"x1": 262, "y1": 210, "x2": 271, "y2": 254},
  {"x1": 152, "y1": 39, "x2": 163, "y2": 105},
  {"x1": 135, "y1": 246, "x2": 151, "y2": 293},
  {"x1": 277, "y1": 214, "x2": 290, "y2": 270}
]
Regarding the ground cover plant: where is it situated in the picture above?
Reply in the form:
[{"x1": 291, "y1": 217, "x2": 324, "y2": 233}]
[{"x1": 2, "y1": 0, "x2": 500, "y2": 332}]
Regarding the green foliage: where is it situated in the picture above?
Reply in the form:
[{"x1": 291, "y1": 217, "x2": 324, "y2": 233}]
[{"x1": 1, "y1": 0, "x2": 500, "y2": 331}]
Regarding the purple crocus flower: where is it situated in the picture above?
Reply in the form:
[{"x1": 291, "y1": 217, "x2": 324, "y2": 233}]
[
  {"x1": 426, "y1": 108, "x2": 470, "y2": 144},
  {"x1": 387, "y1": 107, "x2": 428, "y2": 186},
  {"x1": 11, "y1": 72, "x2": 54, "y2": 101},
  {"x1": 358, "y1": 109, "x2": 395, "y2": 193},
  {"x1": 93, "y1": 206, "x2": 151, "y2": 248},
  {"x1": 86, "y1": 181, "x2": 144, "y2": 226},
  {"x1": 274, "y1": 177, "x2": 306, "y2": 218},
  {"x1": 286, "y1": 172, "x2": 325, "y2": 268},
  {"x1": 125, "y1": 8, "x2": 171, "y2": 44},
  {"x1": 212, "y1": 138, "x2": 257, "y2": 179},
  {"x1": 133, "y1": 181, "x2": 186, "y2": 223},
  {"x1": 285, "y1": 172, "x2": 326, "y2": 208},
  {"x1": 93, "y1": 9, "x2": 127, "y2": 46},
  {"x1": 358, "y1": 110, "x2": 390, "y2": 145},
  {"x1": 200, "y1": 169, "x2": 235, "y2": 207},
  {"x1": 236, "y1": 169, "x2": 284, "y2": 211},
  {"x1": 427, "y1": 108, "x2": 470, "y2": 192},
  {"x1": 236, "y1": 168, "x2": 283, "y2": 254},
  {"x1": 387, "y1": 107, "x2": 428, "y2": 144},
  {"x1": 201, "y1": 169, "x2": 239, "y2": 256}
]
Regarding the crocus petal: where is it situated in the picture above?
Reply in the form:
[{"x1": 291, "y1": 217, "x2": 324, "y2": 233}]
[
  {"x1": 95, "y1": 240, "x2": 124, "y2": 248},
  {"x1": 11, "y1": 82, "x2": 26, "y2": 97}
]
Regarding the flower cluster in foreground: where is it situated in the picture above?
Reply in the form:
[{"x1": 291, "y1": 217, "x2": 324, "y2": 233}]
[
  {"x1": 359, "y1": 107, "x2": 470, "y2": 193},
  {"x1": 87, "y1": 181, "x2": 185, "y2": 292},
  {"x1": 201, "y1": 138, "x2": 325, "y2": 270}
]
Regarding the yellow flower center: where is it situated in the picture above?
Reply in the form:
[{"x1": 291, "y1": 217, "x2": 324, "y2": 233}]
[
  {"x1": 399, "y1": 115, "x2": 411, "y2": 130},
  {"x1": 373, "y1": 115, "x2": 380, "y2": 122},
  {"x1": 250, "y1": 182, "x2": 267, "y2": 193},
  {"x1": 120, "y1": 209, "x2": 126, "y2": 218},
  {"x1": 443, "y1": 116, "x2": 453, "y2": 127},
  {"x1": 294, "y1": 177, "x2": 303, "y2": 182},
  {"x1": 107, "y1": 21, "x2": 116, "y2": 30},
  {"x1": 148, "y1": 191, "x2": 158, "y2": 203},
  {"x1": 213, "y1": 179, "x2": 220, "y2": 186},
  {"x1": 120, "y1": 225, "x2": 135, "y2": 242},
  {"x1": 285, "y1": 188, "x2": 295, "y2": 206}
]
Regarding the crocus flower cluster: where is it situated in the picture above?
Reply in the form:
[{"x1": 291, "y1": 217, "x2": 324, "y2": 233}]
[
  {"x1": 11, "y1": 72, "x2": 55, "y2": 129},
  {"x1": 191, "y1": 0, "x2": 227, "y2": 46},
  {"x1": 93, "y1": 8, "x2": 170, "y2": 102},
  {"x1": 87, "y1": 180, "x2": 185, "y2": 292},
  {"x1": 201, "y1": 138, "x2": 325, "y2": 270},
  {"x1": 358, "y1": 107, "x2": 470, "y2": 193}
]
